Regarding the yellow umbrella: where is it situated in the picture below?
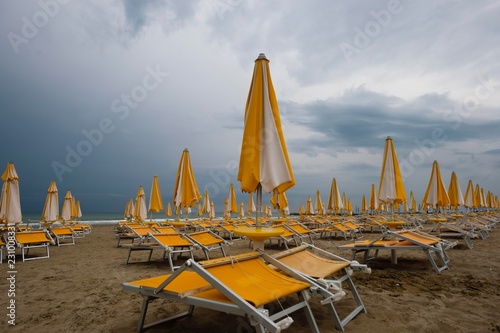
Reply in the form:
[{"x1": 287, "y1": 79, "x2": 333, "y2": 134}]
[
  {"x1": 328, "y1": 178, "x2": 344, "y2": 214},
  {"x1": 124, "y1": 198, "x2": 134, "y2": 219},
  {"x1": 475, "y1": 184, "x2": 483, "y2": 208},
  {"x1": 378, "y1": 136, "x2": 406, "y2": 220},
  {"x1": 463, "y1": 180, "x2": 475, "y2": 209},
  {"x1": 60, "y1": 190, "x2": 74, "y2": 223},
  {"x1": 239, "y1": 202, "x2": 245, "y2": 219},
  {"x1": 409, "y1": 191, "x2": 417, "y2": 212},
  {"x1": 202, "y1": 190, "x2": 211, "y2": 217},
  {"x1": 0, "y1": 162, "x2": 22, "y2": 226},
  {"x1": 148, "y1": 175, "x2": 164, "y2": 219},
  {"x1": 315, "y1": 190, "x2": 324, "y2": 215},
  {"x1": 342, "y1": 192, "x2": 347, "y2": 214},
  {"x1": 41, "y1": 180, "x2": 59, "y2": 224},
  {"x1": 198, "y1": 204, "x2": 203, "y2": 217},
  {"x1": 165, "y1": 202, "x2": 172, "y2": 217},
  {"x1": 361, "y1": 195, "x2": 367, "y2": 213},
  {"x1": 210, "y1": 201, "x2": 215, "y2": 219},
  {"x1": 74, "y1": 200, "x2": 82, "y2": 220},
  {"x1": 134, "y1": 186, "x2": 147, "y2": 222},
  {"x1": 369, "y1": 183, "x2": 378, "y2": 213},
  {"x1": 422, "y1": 160, "x2": 450, "y2": 212},
  {"x1": 448, "y1": 171, "x2": 464, "y2": 210},
  {"x1": 305, "y1": 196, "x2": 314, "y2": 215},
  {"x1": 237, "y1": 53, "x2": 295, "y2": 226},
  {"x1": 227, "y1": 183, "x2": 238, "y2": 216},
  {"x1": 480, "y1": 187, "x2": 486, "y2": 209},
  {"x1": 299, "y1": 205, "x2": 305, "y2": 215},
  {"x1": 270, "y1": 190, "x2": 289, "y2": 216},
  {"x1": 248, "y1": 193, "x2": 256, "y2": 214},
  {"x1": 173, "y1": 148, "x2": 201, "y2": 218}
]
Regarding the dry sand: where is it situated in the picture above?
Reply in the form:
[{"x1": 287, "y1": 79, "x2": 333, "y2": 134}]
[{"x1": 1, "y1": 223, "x2": 500, "y2": 333}]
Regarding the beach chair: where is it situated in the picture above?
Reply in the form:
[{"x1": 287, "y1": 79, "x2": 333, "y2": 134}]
[
  {"x1": 116, "y1": 225, "x2": 156, "y2": 247},
  {"x1": 338, "y1": 230, "x2": 455, "y2": 274},
  {"x1": 122, "y1": 251, "x2": 320, "y2": 333},
  {"x1": 123, "y1": 232, "x2": 196, "y2": 271},
  {"x1": 426, "y1": 220, "x2": 477, "y2": 250},
  {"x1": 14, "y1": 230, "x2": 54, "y2": 262},
  {"x1": 48, "y1": 226, "x2": 76, "y2": 246},
  {"x1": 184, "y1": 230, "x2": 228, "y2": 260},
  {"x1": 264, "y1": 224, "x2": 301, "y2": 249},
  {"x1": 285, "y1": 221, "x2": 316, "y2": 244},
  {"x1": 260, "y1": 243, "x2": 370, "y2": 332}
]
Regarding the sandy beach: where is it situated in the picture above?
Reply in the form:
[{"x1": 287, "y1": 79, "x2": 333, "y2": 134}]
[{"x1": 1, "y1": 223, "x2": 499, "y2": 333}]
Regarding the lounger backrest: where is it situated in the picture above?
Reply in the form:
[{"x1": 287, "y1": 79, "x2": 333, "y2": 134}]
[{"x1": 16, "y1": 231, "x2": 51, "y2": 244}]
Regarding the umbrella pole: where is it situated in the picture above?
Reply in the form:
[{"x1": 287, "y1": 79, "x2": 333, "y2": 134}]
[{"x1": 256, "y1": 184, "x2": 262, "y2": 228}]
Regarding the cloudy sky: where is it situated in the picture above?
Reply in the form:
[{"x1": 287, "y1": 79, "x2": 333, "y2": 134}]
[{"x1": 1, "y1": 0, "x2": 499, "y2": 215}]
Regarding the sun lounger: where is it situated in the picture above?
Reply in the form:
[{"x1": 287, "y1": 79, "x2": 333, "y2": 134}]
[
  {"x1": 426, "y1": 221, "x2": 477, "y2": 250},
  {"x1": 14, "y1": 230, "x2": 54, "y2": 262},
  {"x1": 123, "y1": 232, "x2": 195, "y2": 271},
  {"x1": 338, "y1": 230, "x2": 455, "y2": 274},
  {"x1": 48, "y1": 226, "x2": 76, "y2": 246},
  {"x1": 260, "y1": 243, "x2": 370, "y2": 332},
  {"x1": 122, "y1": 251, "x2": 319, "y2": 333},
  {"x1": 183, "y1": 230, "x2": 228, "y2": 260}
]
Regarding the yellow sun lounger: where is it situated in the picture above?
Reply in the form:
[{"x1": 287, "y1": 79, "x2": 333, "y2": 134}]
[
  {"x1": 15, "y1": 230, "x2": 54, "y2": 262},
  {"x1": 260, "y1": 244, "x2": 370, "y2": 332},
  {"x1": 49, "y1": 226, "x2": 75, "y2": 246},
  {"x1": 338, "y1": 230, "x2": 455, "y2": 274},
  {"x1": 123, "y1": 232, "x2": 195, "y2": 271},
  {"x1": 183, "y1": 230, "x2": 228, "y2": 260},
  {"x1": 122, "y1": 252, "x2": 319, "y2": 333}
]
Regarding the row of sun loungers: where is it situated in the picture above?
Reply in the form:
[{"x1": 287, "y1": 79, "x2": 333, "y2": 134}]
[{"x1": 0, "y1": 222, "x2": 92, "y2": 262}]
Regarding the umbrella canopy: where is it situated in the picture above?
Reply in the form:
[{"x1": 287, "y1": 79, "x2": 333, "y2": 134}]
[
  {"x1": 361, "y1": 195, "x2": 367, "y2": 213},
  {"x1": 305, "y1": 196, "x2": 314, "y2": 215},
  {"x1": 238, "y1": 53, "x2": 295, "y2": 195},
  {"x1": 202, "y1": 190, "x2": 211, "y2": 216},
  {"x1": 148, "y1": 175, "x2": 164, "y2": 214},
  {"x1": 463, "y1": 180, "x2": 475, "y2": 208},
  {"x1": 165, "y1": 202, "x2": 172, "y2": 217},
  {"x1": 422, "y1": 160, "x2": 450, "y2": 210},
  {"x1": 328, "y1": 178, "x2": 344, "y2": 214},
  {"x1": 270, "y1": 191, "x2": 289, "y2": 216},
  {"x1": 237, "y1": 53, "x2": 295, "y2": 227},
  {"x1": 75, "y1": 201, "x2": 82, "y2": 220},
  {"x1": 41, "y1": 180, "x2": 59, "y2": 223},
  {"x1": 369, "y1": 183, "x2": 378, "y2": 212},
  {"x1": 173, "y1": 148, "x2": 201, "y2": 211},
  {"x1": 409, "y1": 191, "x2": 417, "y2": 212},
  {"x1": 210, "y1": 201, "x2": 215, "y2": 219},
  {"x1": 315, "y1": 190, "x2": 324, "y2": 215},
  {"x1": 378, "y1": 137, "x2": 406, "y2": 206},
  {"x1": 124, "y1": 198, "x2": 134, "y2": 219},
  {"x1": 448, "y1": 171, "x2": 464, "y2": 210},
  {"x1": 0, "y1": 162, "x2": 22, "y2": 225},
  {"x1": 61, "y1": 190, "x2": 74, "y2": 222},
  {"x1": 239, "y1": 202, "x2": 245, "y2": 219},
  {"x1": 475, "y1": 184, "x2": 484, "y2": 208},
  {"x1": 228, "y1": 183, "x2": 238, "y2": 214},
  {"x1": 248, "y1": 193, "x2": 256, "y2": 214},
  {"x1": 134, "y1": 186, "x2": 147, "y2": 221}
]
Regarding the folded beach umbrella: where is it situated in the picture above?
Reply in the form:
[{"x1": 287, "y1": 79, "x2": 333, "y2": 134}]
[
  {"x1": 61, "y1": 190, "x2": 74, "y2": 223},
  {"x1": 148, "y1": 175, "x2": 164, "y2": 218},
  {"x1": 42, "y1": 180, "x2": 59, "y2": 224},
  {"x1": 248, "y1": 193, "x2": 256, "y2": 214},
  {"x1": 173, "y1": 149, "x2": 201, "y2": 215},
  {"x1": 328, "y1": 178, "x2": 344, "y2": 214},
  {"x1": 463, "y1": 180, "x2": 475, "y2": 209},
  {"x1": 448, "y1": 171, "x2": 464, "y2": 210},
  {"x1": 237, "y1": 53, "x2": 295, "y2": 226},
  {"x1": 378, "y1": 137, "x2": 406, "y2": 220},
  {"x1": 306, "y1": 196, "x2": 314, "y2": 215},
  {"x1": 409, "y1": 191, "x2": 417, "y2": 212},
  {"x1": 74, "y1": 201, "x2": 82, "y2": 220},
  {"x1": 165, "y1": 202, "x2": 172, "y2": 217},
  {"x1": 422, "y1": 161, "x2": 450, "y2": 212},
  {"x1": 239, "y1": 202, "x2": 245, "y2": 219},
  {"x1": 270, "y1": 190, "x2": 289, "y2": 216},
  {"x1": 361, "y1": 195, "x2": 367, "y2": 213},
  {"x1": 134, "y1": 186, "x2": 147, "y2": 221},
  {"x1": 369, "y1": 184, "x2": 378, "y2": 213},
  {"x1": 227, "y1": 183, "x2": 238, "y2": 216},
  {"x1": 475, "y1": 184, "x2": 484, "y2": 208},
  {"x1": 202, "y1": 190, "x2": 211, "y2": 217},
  {"x1": 210, "y1": 201, "x2": 215, "y2": 219},
  {"x1": 0, "y1": 162, "x2": 22, "y2": 226},
  {"x1": 124, "y1": 198, "x2": 134, "y2": 219},
  {"x1": 315, "y1": 190, "x2": 324, "y2": 215}
]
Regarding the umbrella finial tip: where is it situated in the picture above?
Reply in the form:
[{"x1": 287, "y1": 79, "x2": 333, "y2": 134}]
[{"x1": 258, "y1": 53, "x2": 266, "y2": 59}]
